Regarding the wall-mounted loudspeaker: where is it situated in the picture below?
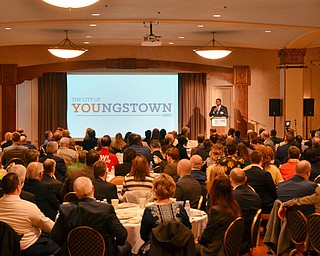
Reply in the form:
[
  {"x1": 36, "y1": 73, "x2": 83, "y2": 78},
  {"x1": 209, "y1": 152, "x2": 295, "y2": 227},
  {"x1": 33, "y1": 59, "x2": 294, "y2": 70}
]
[
  {"x1": 269, "y1": 99, "x2": 282, "y2": 116},
  {"x1": 303, "y1": 98, "x2": 314, "y2": 116}
]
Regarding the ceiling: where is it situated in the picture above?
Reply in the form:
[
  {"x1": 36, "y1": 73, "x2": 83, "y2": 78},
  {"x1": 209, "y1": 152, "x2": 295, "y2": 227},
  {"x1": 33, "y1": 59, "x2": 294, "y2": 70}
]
[{"x1": 0, "y1": 0, "x2": 320, "y2": 51}]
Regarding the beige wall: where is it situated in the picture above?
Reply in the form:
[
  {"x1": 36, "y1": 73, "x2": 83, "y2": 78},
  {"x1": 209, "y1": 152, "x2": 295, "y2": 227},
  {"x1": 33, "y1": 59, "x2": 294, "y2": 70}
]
[{"x1": 1, "y1": 45, "x2": 319, "y2": 142}]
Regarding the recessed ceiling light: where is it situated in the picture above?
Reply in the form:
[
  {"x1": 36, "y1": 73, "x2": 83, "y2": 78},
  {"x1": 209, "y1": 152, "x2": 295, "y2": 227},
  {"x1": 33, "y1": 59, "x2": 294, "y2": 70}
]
[
  {"x1": 86, "y1": 35, "x2": 92, "y2": 38},
  {"x1": 5, "y1": 27, "x2": 12, "y2": 31},
  {"x1": 179, "y1": 36, "x2": 184, "y2": 39},
  {"x1": 89, "y1": 24, "x2": 97, "y2": 27},
  {"x1": 265, "y1": 30, "x2": 271, "y2": 33},
  {"x1": 84, "y1": 41, "x2": 90, "y2": 44},
  {"x1": 197, "y1": 25, "x2": 204, "y2": 28},
  {"x1": 169, "y1": 42, "x2": 174, "y2": 45},
  {"x1": 91, "y1": 13, "x2": 100, "y2": 16},
  {"x1": 213, "y1": 14, "x2": 221, "y2": 18}
]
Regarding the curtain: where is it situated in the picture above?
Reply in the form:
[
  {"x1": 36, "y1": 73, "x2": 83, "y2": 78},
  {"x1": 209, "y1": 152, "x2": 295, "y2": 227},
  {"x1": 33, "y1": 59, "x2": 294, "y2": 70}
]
[
  {"x1": 38, "y1": 72, "x2": 67, "y2": 145},
  {"x1": 178, "y1": 73, "x2": 207, "y2": 140}
]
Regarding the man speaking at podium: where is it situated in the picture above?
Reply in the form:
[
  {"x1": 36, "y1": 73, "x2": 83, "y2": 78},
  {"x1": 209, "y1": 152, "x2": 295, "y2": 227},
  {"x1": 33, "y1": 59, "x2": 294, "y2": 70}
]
[{"x1": 209, "y1": 98, "x2": 228, "y2": 118}]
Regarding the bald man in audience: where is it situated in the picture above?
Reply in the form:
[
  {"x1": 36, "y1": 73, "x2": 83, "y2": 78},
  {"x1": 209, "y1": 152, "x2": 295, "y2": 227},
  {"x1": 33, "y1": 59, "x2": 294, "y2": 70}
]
[
  {"x1": 0, "y1": 173, "x2": 60, "y2": 256},
  {"x1": 190, "y1": 155, "x2": 206, "y2": 187},
  {"x1": 174, "y1": 159, "x2": 202, "y2": 208},
  {"x1": 230, "y1": 168, "x2": 261, "y2": 255},
  {"x1": 277, "y1": 160, "x2": 317, "y2": 216},
  {"x1": 51, "y1": 176, "x2": 131, "y2": 256}
]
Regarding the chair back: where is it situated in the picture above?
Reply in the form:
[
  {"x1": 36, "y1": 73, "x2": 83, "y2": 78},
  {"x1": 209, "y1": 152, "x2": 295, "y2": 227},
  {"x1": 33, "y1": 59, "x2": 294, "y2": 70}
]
[
  {"x1": 63, "y1": 192, "x2": 79, "y2": 202},
  {"x1": 109, "y1": 176, "x2": 124, "y2": 185},
  {"x1": 224, "y1": 217, "x2": 244, "y2": 256},
  {"x1": 250, "y1": 209, "x2": 262, "y2": 248},
  {"x1": 67, "y1": 226, "x2": 105, "y2": 256},
  {"x1": 122, "y1": 190, "x2": 153, "y2": 204},
  {"x1": 0, "y1": 221, "x2": 22, "y2": 256},
  {"x1": 197, "y1": 195, "x2": 203, "y2": 210},
  {"x1": 307, "y1": 213, "x2": 320, "y2": 253},
  {"x1": 286, "y1": 207, "x2": 307, "y2": 244},
  {"x1": 314, "y1": 175, "x2": 320, "y2": 183},
  {"x1": 6, "y1": 158, "x2": 26, "y2": 170}
]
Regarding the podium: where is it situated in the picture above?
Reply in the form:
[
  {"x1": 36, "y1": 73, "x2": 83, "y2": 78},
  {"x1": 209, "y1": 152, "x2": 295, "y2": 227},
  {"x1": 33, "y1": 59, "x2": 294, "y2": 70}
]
[{"x1": 211, "y1": 117, "x2": 228, "y2": 134}]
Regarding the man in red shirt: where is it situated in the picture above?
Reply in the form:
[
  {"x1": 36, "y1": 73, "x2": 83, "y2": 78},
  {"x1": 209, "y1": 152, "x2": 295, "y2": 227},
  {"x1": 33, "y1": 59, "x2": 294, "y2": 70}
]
[
  {"x1": 98, "y1": 135, "x2": 119, "y2": 172},
  {"x1": 280, "y1": 146, "x2": 301, "y2": 180}
]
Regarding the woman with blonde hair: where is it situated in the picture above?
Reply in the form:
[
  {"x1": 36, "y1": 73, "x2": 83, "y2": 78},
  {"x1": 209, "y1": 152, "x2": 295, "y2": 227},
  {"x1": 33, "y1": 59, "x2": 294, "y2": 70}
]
[
  {"x1": 205, "y1": 143, "x2": 225, "y2": 167},
  {"x1": 260, "y1": 146, "x2": 283, "y2": 185},
  {"x1": 111, "y1": 132, "x2": 126, "y2": 153},
  {"x1": 140, "y1": 173, "x2": 191, "y2": 242},
  {"x1": 122, "y1": 155, "x2": 154, "y2": 194},
  {"x1": 206, "y1": 164, "x2": 227, "y2": 192}
]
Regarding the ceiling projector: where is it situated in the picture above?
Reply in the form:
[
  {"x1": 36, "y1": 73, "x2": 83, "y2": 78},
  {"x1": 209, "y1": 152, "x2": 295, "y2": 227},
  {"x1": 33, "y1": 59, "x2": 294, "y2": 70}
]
[{"x1": 142, "y1": 35, "x2": 162, "y2": 46}]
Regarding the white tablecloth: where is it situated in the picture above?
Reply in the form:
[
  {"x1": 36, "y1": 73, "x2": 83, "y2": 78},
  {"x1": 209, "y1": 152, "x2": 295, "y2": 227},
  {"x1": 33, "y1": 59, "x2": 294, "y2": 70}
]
[{"x1": 115, "y1": 203, "x2": 208, "y2": 254}]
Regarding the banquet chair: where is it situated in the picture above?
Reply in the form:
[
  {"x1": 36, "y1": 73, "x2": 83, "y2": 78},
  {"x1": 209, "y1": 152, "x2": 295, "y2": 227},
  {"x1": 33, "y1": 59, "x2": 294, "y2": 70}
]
[
  {"x1": 286, "y1": 207, "x2": 308, "y2": 256},
  {"x1": 109, "y1": 176, "x2": 124, "y2": 185},
  {"x1": 122, "y1": 190, "x2": 153, "y2": 204},
  {"x1": 224, "y1": 217, "x2": 244, "y2": 256},
  {"x1": 63, "y1": 192, "x2": 79, "y2": 202},
  {"x1": 5, "y1": 158, "x2": 26, "y2": 170},
  {"x1": 313, "y1": 175, "x2": 320, "y2": 184},
  {"x1": 197, "y1": 195, "x2": 203, "y2": 210},
  {"x1": 250, "y1": 209, "x2": 262, "y2": 250},
  {"x1": 307, "y1": 213, "x2": 320, "y2": 253},
  {"x1": 67, "y1": 226, "x2": 105, "y2": 256}
]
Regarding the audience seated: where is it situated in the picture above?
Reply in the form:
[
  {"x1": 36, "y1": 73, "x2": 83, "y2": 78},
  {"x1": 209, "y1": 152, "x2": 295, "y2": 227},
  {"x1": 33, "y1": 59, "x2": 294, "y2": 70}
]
[
  {"x1": 39, "y1": 141, "x2": 67, "y2": 182},
  {"x1": 275, "y1": 132, "x2": 295, "y2": 164},
  {"x1": 20, "y1": 134, "x2": 37, "y2": 150},
  {"x1": 1, "y1": 132, "x2": 13, "y2": 151},
  {"x1": 176, "y1": 134, "x2": 189, "y2": 160},
  {"x1": 205, "y1": 143, "x2": 224, "y2": 168},
  {"x1": 67, "y1": 150, "x2": 87, "y2": 175},
  {"x1": 115, "y1": 148, "x2": 137, "y2": 176},
  {"x1": 279, "y1": 146, "x2": 300, "y2": 180},
  {"x1": 190, "y1": 134, "x2": 205, "y2": 156},
  {"x1": 219, "y1": 141, "x2": 245, "y2": 175},
  {"x1": 92, "y1": 160, "x2": 118, "y2": 203},
  {"x1": 23, "y1": 162, "x2": 60, "y2": 221},
  {"x1": 1, "y1": 131, "x2": 29, "y2": 169},
  {"x1": 190, "y1": 155, "x2": 207, "y2": 210},
  {"x1": 261, "y1": 131, "x2": 275, "y2": 151},
  {"x1": 194, "y1": 139, "x2": 213, "y2": 161},
  {"x1": 98, "y1": 135, "x2": 119, "y2": 170},
  {"x1": 4, "y1": 164, "x2": 36, "y2": 203},
  {"x1": 277, "y1": 160, "x2": 317, "y2": 216},
  {"x1": 150, "y1": 139, "x2": 163, "y2": 169},
  {"x1": 174, "y1": 159, "x2": 202, "y2": 208},
  {"x1": 230, "y1": 168, "x2": 261, "y2": 255},
  {"x1": 196, "y1": 176, "x2": 241, "y2": 256},
  {"x1": 82, "y1": 128, "x2": 98, "y2": 151},
  {"x1": 60, "y1": 150, "x2": 99, "y2": 198},
  {"x1": 42, "y1": 159, "x2": 62, "y2": 202},
  {"x1": 111, "y1": 132, "x2": 126, "y2": 153},
  {"x1": 51, "y1": 176, "x2": 131, "y2": 256},
  {"x1": 0, "y1": 173, "x2": 60, "y2": 256},
  {"x1": 140, "y1": 173, "x2": 192, "y2": 253},
  {"x1": 124, "y1": 134, "x2": 152, "y2": 161},
  {"x1": 302, "y1": 147, "x2": 320, "y2": 181},
  {"x1": 57, "y1": 137, "x2": 78, "y2": 166},
  {"x1": 245, "y1": 151, "x2": 276, "y2": 214},
  {"x1": 162, "y1": 147, "x2": 179, "y2": 179},
  {"x1": 121, "y1": 155, "x2": 154, "y2": 195},
  {"x1": 270, "y1": 129, "x2": 282, "y2": 146},
  {"x1": 237, "y1": 142, "x2": 251, "y2": 166},
  {"x1": 25, "y1": 149, "x2": 40, "y2": 166}
]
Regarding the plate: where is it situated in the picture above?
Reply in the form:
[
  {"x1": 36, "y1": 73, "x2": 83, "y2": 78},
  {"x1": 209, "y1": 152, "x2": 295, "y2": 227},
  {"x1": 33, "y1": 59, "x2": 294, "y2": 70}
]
[
  {"x1": 118, "y1": 203, "x2": 138, "y2": 209},
  {"x1": 117, "y1": 213, "x2": 136, "y2": 220},
  {"x1": 191, "y1": 210, "x2": 205, "y2": 217}
]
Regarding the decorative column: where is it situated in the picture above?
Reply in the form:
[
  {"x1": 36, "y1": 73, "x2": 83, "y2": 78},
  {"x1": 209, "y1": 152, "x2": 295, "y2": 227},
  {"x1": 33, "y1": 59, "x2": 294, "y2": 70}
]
[
  {"x1": 0, "y1": 64, "x2": 18, "y2": 137},
  {"x1": 278, "y1": 49, "x2": 306, "y2": 136},
  {"x1": 233, "y1": 65, "x2": 250, "y2": 137}
]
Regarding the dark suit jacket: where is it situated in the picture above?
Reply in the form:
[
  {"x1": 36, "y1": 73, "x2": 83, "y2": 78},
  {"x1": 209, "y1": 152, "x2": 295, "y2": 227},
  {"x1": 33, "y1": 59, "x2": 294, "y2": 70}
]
[
  {"x1": 115, "y1": 162, "x2": 132, "y2": 176},
  {"x1": 245, "y1": 165, "x2": 276, "y2": 213},
  {"x1": 51, "y1": 198, "x2": 127, "y2": 256},
  {"x1": 233, "y1": 184, "x2": 261, "y2": 254},
  {"x1": 23, "y1": 179, "x2": 60, "y2": 220},
  {"x1": 93, "y1": 177, "x2": 118, "y2": 203},
  {"x1": 1, "y1": 144, "x2": 29, "y2": 168},
  {"x1": 41, "y1": 174, "x2": 62, "y2": 202},
  {"x1": 40, "y1": 154, "x2": 67, "y2": 182},
  {"x1": 277, "y1": 175, "x2": 317, "y2": 215},
  {"x1": 275, "y1": 143, "x2": 290, "y2": 164},
  {"x1": 209, "y1": 105, "x2": 228, "y2": 118},
  {"x1": 174, "y1": 175, "x2": 202, "y2": 208},
  {"x1": 60, "y1": 165, "x2": 94, "y2": 198}
]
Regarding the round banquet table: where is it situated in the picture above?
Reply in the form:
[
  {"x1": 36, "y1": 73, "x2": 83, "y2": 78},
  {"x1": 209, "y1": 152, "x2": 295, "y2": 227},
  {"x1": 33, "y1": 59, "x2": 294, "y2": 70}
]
[{"x1": 115, "y1": 203, "x2": 208, "y2": 254}]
